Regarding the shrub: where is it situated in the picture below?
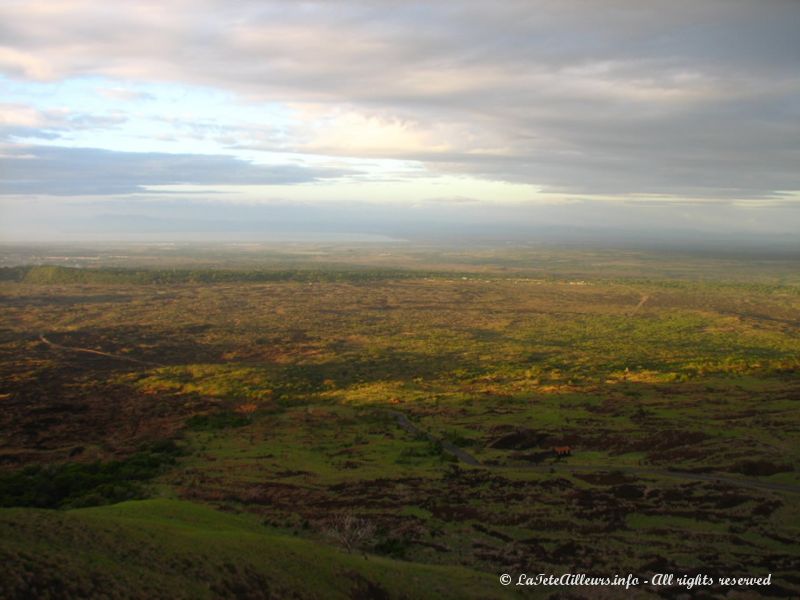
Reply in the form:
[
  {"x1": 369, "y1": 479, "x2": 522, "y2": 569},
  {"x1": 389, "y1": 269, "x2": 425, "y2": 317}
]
[
  {"x1": 185, "y1": 411, "x2": 250, "y2": 431},
  {"x1": 0, "y1": 441, "x2": 181, "y2": 509}
]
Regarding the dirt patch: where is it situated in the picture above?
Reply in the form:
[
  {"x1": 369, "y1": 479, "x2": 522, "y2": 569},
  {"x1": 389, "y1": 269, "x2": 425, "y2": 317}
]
[
  {"x1": 511, "y1": 450, "x2": 554, "y2": 464},
  {"x1": 272, "y1": 470, "x2": 312, "y2": 478},
  {"x1": 427, "y1": 503, "x2": 482, "y2": 521},
  {"x1": 706, "y1": 492, "x2": 752, "y2": 509},
  {"x1": 539, "y1": 477, "x2": 574, "y2": 490},
  {"x1": 488, "y1": 428, "x2": 551, "y2": 450},
  {"x1": 729, "y1": 460, "x2": 793, "y2": 477},
  {"x1": 573, "y1": 471, "x2": 637, "y2": 486},
  {"x1": 751, "y1": 499, "x2": 782, "y2": 517},
  {"x1": 610, "y1": 484, "x2": 645, "y2": 500}
]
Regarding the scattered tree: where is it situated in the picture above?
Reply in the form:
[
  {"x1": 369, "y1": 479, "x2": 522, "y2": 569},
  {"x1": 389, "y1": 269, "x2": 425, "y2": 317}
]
[{"x1": 325, "y1": 511, "x2": 376, "y2": 554}]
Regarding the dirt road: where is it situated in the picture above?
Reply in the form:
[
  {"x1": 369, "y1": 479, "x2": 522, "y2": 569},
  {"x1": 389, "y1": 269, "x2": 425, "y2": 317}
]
[{"x1": 39, "y1": 334, "x2": 163, "y2": 367}]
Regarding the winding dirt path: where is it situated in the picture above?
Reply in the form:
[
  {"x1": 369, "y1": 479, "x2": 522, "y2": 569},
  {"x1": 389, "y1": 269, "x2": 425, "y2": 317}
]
[
  {"x1": 39, "y1": 334, "x2": 163, "y2": 367},
  {"x1": 630, "y1": 294, "x2": 650, "y2": 316},
  {"x1": 388, "y1": 410, "x2": 481, "y2": 466}
]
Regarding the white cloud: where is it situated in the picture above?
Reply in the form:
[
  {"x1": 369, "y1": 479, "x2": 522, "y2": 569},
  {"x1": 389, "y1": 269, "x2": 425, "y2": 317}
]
[
  {"x1": 0, "y1": 0, "x2": 797, "y2": 201},
  {"x1": 96, "y1": 87, "x2": 154, "y2": 102},
  {"x1": 0, "y1": 46, "x2": 54, "y2": 80},
  {"x1": 0, "y1": 103, "x2": 45, "y2": 127}
]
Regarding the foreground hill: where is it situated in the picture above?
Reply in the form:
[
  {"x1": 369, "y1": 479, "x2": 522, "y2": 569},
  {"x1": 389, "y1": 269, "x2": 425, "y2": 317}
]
[{"x1": 0, "y1": 499, "x2": 505, "y2": 600}]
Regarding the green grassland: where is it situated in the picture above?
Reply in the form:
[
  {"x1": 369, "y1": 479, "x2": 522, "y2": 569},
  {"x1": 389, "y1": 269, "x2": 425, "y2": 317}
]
[
  {"x1": 0, "y1": 246, "x2": 798, "y2": 598},
  {"x1": 0, "y1": 499, "x2": 504, "y2": 599}
]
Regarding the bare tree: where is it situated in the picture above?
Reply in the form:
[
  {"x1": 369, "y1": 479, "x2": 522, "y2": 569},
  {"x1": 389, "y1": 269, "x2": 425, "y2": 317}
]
[{"x1": 325, "y1": 511, "x2": 376, "y2": 554}]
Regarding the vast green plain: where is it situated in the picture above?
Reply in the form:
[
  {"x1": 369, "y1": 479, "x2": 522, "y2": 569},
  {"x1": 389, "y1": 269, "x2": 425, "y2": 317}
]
[{"x1": 1, "y1": 243, "x2": 798, "y2": 599}]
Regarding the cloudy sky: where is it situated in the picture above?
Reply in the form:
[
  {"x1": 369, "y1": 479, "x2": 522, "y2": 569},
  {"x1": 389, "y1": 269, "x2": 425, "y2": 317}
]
[{"x1": 1, "y1": 0, "x2": 798, "y2": 242}]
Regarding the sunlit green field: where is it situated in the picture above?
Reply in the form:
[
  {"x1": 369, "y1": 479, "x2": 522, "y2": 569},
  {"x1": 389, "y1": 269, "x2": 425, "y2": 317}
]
[{"x1": 1, "y1": 246, "x2": 798, "y2": 598}]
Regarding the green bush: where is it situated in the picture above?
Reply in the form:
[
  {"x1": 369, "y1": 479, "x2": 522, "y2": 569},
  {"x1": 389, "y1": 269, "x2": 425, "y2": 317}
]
[
  {"x1": 185, "y1": 411, "x2": 250, "y2": 431},
  {"x1": 0, "y1": 441, "x2": 181, "y2": 509}
]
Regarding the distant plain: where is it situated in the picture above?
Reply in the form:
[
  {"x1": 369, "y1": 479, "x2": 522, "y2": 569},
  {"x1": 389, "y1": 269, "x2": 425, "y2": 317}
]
[{"x1": 1, "y1": 243, "x2": 798, "y2": 599}]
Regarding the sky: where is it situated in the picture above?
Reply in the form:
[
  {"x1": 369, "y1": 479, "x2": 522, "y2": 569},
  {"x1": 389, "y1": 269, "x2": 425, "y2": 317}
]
[{"x1": 1, "y1": 0, "x2": 798, "y2": 243}]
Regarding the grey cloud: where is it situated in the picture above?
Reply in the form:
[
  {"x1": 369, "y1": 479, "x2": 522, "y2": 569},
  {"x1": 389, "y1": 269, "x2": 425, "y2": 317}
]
[
  {"x1": 0, "y1": 104, "x2": 127, "y2": 141},
  {"x1": 0, "y1": 1, "x2": 798, "y2": 199},
  {"x1": 0, "y1": 145, "x2": 353, "y2": 195}
]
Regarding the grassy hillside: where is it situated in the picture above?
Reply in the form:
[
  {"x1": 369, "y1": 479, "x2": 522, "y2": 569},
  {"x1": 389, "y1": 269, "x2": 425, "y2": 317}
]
[
  {"x1": 0, "y1": 499, "x2": 507, "y2": 600},
  {"x1": 1, "y1": 249, "x2": 798, "y2": 598}
]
